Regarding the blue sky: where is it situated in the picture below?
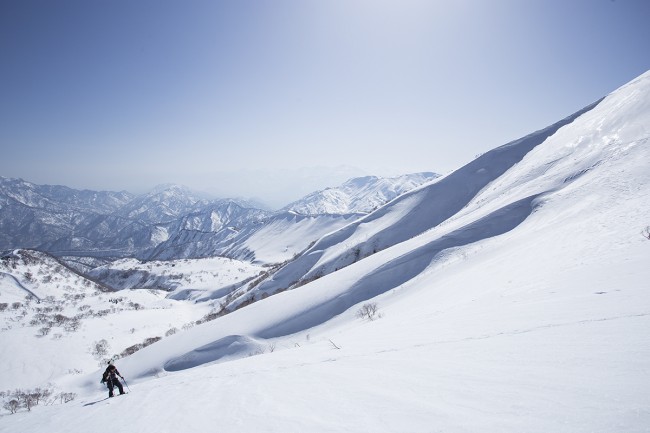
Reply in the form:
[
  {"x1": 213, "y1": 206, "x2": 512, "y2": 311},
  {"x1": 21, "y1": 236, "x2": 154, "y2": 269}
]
[{"x1": 1, "y1": 0, "x2": 649, "y2": 206}]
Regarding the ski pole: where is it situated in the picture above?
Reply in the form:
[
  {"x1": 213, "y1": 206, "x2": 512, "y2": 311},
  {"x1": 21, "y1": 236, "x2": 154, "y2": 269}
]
[{"x1": 121, "y1": 376, "x2": 131, "y2": 393}]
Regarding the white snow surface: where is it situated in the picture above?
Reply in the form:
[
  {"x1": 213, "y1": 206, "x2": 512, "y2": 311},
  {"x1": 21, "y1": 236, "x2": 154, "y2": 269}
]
[
  {"x1": 235, "y1": 212, "x2": 363, "y2": 264},
  {"x1": 1, "y1": 71, "x2": 650, "y2": 432}
]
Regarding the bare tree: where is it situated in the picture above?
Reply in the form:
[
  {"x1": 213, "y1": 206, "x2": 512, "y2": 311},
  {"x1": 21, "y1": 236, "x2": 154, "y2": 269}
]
[
  {"x1": 356, "y1": 302, "x2": 379, "y2": 321},
  {"x1": 56, "y1": 392, "x2": 76, "y2": 404},
  {"x1": 15, "y1": 390, "x2": 35, "y2": 411},
  {"x1": 91, "y1": 339, "x2": 110, "y2": 360},
  {"x1": 29, "y1": 388, "x2": 51, "y2": 406},
  {"x1": 3, "y1": 399, "x2": 19, "y2": 414},
  {"x1": 51, "y1": 314, "x2": 69, "y2": 326},
  {"x1": 64, "y1": 318, "x2": 81, "y2": 332}
]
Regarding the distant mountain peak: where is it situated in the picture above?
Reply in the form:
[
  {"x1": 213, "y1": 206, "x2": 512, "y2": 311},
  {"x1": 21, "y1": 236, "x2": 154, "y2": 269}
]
[
  {"x1": 0, "y1": 172, "x2": 439, "y2": 259},
  {"x1": 283, "y1": 172, "x2": 439, "y2": 215},
  {"x1": 151, "y1": 183, "x2": 188, "y2": 192}
]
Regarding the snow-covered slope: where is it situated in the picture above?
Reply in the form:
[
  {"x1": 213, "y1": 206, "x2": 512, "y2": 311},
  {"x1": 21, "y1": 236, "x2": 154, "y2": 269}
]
[
  {"x1": 217, "y1": 211, "x2": 365, "y2": 264},
  {"x1": 87, "y1": 256, "x2": 265, "y2": 301},
  {"x1": 114, "y1": 71, "x2": 650, "y2": 373},
  {"x1": 0, "y1": 250, "x2": 215, "y2": 391},
  {"x1": 243, "y1": 97, "x2": 603, "y2": 300},
  {"x1": 0, "y1": 249, "x2": 112, "y2": 300},
  {"x1": 1, "y1": 71, "x2": 649, "y2": 432},
  {"x1": 283, "y1": 172, "x2": 439, "y2": 215}
]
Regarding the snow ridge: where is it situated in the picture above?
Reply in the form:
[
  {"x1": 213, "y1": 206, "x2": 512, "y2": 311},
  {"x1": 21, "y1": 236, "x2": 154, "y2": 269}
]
[{"x1": 249, "y1": 97, "x2": 604, "y2": 299}]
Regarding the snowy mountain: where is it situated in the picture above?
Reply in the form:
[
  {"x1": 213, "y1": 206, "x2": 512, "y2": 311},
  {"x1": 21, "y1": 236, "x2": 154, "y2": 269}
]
[
  {"x1": 0, "y1": 177, "x2": 133, "y2": 214},
  {"x1": 0, "y1": 174, "x2": 435, "y2": 262},
  {"x1": 0, "y1": 181, "x2": 273, "y2": 259},
  {"x1": 143, "y1": 174, "x2": 437, "y2": 263},
  {"x1": 142, "y1": 200, "x2": 273, "y2": 261},
  {"x1": 1, "y1": 71, "x2": 649, "y2": 432},
  {"x1": 112, "y1": 184, "x2": 208, "y2": 224},
  {"x1": 283, "y1": 172, "x2": 439, "y2": 215},
  {"x1": 0, "y1": 178, "x2": 133, "y2": 252}
]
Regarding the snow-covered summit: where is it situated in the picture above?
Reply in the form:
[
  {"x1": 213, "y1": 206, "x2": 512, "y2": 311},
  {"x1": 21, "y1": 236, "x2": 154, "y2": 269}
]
[
  {"x1": 283, "y1": 172, "x2": 439, "y2": 215},
  {"x1": 113, "y1": 184, "x2": 209, "y2": 224}
]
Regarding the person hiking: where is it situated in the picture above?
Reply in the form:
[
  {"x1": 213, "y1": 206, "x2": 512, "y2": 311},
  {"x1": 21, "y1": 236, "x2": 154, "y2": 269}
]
[{"x1": 101, "y1": 362, "x2": 125, "y2": 397}]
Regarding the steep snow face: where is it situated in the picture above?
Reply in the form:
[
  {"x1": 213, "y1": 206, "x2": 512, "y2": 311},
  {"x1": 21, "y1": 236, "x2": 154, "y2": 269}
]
[
  {"x1": 220, "y1": 212, "x2": 364, "y2": 265},
  {"x1": 249, "y1": 98, "x2": 603, "y2": 297},
  {"x1": 283, "y1": 172, "x2": 439, "y2": 215},
  {"x1": 457, "y1": 70, "x2": 650, "y2": 222},
  {"x1": 146, "y1": 208, "x2": 359, "y2": 265}
]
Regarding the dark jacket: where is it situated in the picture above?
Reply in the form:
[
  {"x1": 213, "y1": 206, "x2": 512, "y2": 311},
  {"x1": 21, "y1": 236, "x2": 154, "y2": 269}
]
[{"x1": 102, "y1": 365, "x2": 121, "y2": 383}]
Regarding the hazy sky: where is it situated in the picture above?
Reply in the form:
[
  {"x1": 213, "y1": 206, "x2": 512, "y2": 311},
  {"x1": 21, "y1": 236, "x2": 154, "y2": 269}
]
[{"x1": 1, "y1": 0, "x2": 649, "y2": 207}]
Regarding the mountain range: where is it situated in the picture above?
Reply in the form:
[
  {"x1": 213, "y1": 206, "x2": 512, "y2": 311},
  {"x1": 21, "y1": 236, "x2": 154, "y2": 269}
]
[{"x1": 0, "y1": 172, "x2": 437, "y2": 262}]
